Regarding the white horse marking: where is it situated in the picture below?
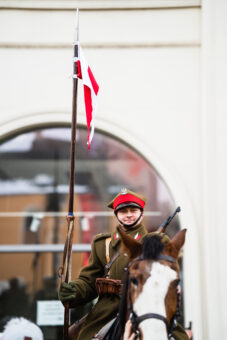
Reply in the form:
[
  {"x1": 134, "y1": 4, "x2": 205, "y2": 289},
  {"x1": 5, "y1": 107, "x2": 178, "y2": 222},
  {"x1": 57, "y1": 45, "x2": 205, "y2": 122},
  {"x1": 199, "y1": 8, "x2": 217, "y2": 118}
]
[{"x1": 133, "y1": 262, "x2": 177, "y2": 340}]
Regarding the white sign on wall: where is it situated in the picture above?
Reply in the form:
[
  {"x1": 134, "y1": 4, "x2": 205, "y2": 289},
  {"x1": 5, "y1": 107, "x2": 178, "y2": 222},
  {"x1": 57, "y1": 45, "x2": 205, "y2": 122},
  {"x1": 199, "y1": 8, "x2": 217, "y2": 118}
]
[{"x1": 37, "y1": 300, "x2": 65, "y2": 326}]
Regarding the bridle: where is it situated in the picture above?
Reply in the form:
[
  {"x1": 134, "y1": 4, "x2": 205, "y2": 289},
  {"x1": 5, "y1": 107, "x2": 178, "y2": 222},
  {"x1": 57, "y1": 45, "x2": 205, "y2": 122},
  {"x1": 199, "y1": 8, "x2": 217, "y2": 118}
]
[{"x1": 126, "y1": 254, "x2": 181, "y2": 340}]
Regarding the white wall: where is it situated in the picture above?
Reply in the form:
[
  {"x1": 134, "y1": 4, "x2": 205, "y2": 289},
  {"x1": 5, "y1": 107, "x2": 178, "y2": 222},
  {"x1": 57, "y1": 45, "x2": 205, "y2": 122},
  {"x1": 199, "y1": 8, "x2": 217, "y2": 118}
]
[
  {"x1": 201, "y1": 0, "x2": 227, "y2": 338},
  {"x1": 1, "y1": 0, "x2": 227, "y2": 339}
]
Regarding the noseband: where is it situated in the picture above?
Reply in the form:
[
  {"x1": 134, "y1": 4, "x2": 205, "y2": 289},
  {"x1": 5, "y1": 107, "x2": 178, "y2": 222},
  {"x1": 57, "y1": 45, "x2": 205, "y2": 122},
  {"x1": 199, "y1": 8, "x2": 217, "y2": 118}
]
[{"x1": 127, "y1": 254, "x2": 180, "y2": 340}]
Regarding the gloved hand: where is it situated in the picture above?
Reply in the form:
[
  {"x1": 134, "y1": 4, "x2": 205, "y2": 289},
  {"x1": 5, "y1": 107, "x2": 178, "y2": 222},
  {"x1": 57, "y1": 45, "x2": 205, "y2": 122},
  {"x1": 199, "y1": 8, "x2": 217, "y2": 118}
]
[{"x1": 58, "y1": 281, "x2": 77, "y2": 303}]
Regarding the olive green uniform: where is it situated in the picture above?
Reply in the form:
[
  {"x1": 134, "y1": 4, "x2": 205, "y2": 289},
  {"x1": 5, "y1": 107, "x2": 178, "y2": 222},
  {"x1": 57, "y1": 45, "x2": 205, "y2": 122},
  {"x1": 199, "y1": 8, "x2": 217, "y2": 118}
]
[
  {"x1": 66, "y1": 223, "x2": 189, "y2": 340},
  {"x1": 68, "y1": 223, "x2": 146, "y2": 339}
]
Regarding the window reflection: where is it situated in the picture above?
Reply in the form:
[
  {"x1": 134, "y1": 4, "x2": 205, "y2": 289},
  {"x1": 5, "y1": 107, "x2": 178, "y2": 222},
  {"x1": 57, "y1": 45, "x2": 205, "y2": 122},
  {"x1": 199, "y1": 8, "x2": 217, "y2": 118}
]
[{"x1": 0, "y1": 127, "x2": 178, "y2": 230}]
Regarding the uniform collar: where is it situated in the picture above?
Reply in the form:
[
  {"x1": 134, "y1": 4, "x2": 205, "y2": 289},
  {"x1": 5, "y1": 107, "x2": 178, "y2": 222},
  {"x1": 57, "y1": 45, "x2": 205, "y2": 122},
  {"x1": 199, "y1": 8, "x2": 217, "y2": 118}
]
[{"x1": 111, "y1": 223, "x2": 147, "y2": 248}]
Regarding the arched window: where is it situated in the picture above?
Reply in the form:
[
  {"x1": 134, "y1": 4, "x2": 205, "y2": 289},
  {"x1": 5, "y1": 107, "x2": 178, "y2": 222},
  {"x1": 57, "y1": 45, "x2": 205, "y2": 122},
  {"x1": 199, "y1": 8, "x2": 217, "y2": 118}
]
[{"x1": 0, "y1": 126, "x2": 181, "y2": 337}]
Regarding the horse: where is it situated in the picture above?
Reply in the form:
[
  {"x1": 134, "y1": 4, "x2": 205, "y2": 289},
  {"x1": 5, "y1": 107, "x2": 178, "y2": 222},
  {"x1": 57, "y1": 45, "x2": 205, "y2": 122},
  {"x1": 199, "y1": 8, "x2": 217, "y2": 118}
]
[{"x1": 117, "y1": 227, "x2": 187, "y2": 340}]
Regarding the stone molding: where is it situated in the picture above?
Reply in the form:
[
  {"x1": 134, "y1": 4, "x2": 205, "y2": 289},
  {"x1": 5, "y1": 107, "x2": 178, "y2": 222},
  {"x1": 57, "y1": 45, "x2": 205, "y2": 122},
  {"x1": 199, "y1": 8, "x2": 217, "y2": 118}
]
[{"x1": 0, "y1": 0, "x2": 201, "y2": 10}]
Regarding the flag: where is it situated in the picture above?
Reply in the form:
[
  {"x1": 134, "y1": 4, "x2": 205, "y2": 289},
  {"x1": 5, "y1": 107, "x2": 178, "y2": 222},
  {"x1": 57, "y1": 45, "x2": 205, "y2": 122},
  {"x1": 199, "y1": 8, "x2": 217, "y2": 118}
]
[{"x1": 74, "y1": 43, "x2": 99, "y2": 148}]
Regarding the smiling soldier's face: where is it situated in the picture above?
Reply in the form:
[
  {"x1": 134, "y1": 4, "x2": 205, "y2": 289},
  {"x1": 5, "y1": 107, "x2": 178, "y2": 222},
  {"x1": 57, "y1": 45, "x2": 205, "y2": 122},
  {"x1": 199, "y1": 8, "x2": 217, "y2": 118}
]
[{"x1": 116, "y1": 207, "x2": 143, "y2": 229}]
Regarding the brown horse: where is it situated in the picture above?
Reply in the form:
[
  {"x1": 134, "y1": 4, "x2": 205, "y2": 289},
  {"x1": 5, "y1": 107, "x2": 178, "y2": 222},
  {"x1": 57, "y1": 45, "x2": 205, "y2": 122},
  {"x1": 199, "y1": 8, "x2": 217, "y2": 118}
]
[{"x1": 117, "y1": 227, "x2": 187, "y2": 340}]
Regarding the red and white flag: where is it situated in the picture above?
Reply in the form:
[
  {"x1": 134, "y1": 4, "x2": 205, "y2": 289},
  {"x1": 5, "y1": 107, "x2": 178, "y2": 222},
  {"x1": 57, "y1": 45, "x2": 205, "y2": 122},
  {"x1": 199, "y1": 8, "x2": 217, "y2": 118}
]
[{"x1": 74, "y1": 43, "x2": 99, "y2": 148}]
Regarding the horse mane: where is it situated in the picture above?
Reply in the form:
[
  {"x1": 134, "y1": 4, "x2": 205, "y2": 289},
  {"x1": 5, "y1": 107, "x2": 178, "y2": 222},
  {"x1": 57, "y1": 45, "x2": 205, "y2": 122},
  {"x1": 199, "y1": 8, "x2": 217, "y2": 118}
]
[
  {"x1": 142, "y1": 234, "x2": 165, "y2": 260},
  {"x1": 118, "y1": 233, "x2": 165, "y2": 337}
]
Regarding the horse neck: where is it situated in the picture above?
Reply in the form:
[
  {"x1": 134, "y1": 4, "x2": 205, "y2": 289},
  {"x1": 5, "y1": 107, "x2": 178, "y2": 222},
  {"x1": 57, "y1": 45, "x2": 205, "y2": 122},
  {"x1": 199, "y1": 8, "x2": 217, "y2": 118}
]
[{"x1": 133, "y1": 262, "x2": 177, "y2": 340}]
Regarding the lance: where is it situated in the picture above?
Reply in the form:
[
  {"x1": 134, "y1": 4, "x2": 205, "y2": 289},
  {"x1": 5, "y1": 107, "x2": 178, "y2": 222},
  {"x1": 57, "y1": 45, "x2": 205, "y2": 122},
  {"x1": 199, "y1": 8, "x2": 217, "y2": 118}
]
[
  {"x1": 157, "y1": 206, "x2": 181, "y2": 233},
  {"x1": 58, "y1": 9, "x2": 79, "y2": 340}
]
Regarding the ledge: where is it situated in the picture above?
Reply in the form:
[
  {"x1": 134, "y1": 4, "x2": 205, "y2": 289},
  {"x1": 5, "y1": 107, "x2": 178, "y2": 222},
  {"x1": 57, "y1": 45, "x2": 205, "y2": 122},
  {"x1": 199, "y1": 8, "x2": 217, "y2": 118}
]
[
  {"x1": 0, "y1": 0, "x2": 201, "y2": 10},
  {"x1": 0, "y1": 41, "x2": 201, "y2": 49}
]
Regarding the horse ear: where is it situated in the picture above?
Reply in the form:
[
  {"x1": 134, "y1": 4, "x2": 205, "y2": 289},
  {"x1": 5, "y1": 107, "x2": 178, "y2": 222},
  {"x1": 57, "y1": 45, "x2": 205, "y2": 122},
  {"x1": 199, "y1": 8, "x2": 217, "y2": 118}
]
[
  {"x1": 117, "y1": 226, "x2": 142, "y2": 260},
  {"x1": 170, "y1": 228, "x2": 187, "y2": 254}
]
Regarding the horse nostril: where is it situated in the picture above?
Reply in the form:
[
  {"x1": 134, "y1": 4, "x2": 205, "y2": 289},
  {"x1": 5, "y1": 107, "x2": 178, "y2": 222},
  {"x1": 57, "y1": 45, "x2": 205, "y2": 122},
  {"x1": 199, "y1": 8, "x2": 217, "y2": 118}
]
[{"x1": 130, "y1": 277, "x2": 139, "y2": 286}]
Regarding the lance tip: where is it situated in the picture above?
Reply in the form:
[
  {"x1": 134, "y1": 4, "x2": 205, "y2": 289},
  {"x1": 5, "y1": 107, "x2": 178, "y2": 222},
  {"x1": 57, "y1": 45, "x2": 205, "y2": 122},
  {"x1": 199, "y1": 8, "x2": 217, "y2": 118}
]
[{"x1": 74, "y1": 8, "x2": 79, "y2": 42}]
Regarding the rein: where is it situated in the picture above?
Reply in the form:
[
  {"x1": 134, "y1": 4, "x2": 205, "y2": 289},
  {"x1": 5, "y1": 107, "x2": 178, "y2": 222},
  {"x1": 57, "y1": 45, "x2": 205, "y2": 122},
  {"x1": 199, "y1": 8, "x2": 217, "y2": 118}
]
[{"x1": 126, "y1": 254, "x2": 179, "y2": 340}]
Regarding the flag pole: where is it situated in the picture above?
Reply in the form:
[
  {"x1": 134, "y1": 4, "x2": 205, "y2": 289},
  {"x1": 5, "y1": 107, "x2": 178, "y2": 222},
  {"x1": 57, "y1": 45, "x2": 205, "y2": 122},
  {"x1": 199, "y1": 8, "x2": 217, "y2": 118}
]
[
  {"x1": 61, "y1": 8, "x2": 79, "y2": 340},
  {"x1": 68, "y1": 8, "x2": 79, "y2": 217}
]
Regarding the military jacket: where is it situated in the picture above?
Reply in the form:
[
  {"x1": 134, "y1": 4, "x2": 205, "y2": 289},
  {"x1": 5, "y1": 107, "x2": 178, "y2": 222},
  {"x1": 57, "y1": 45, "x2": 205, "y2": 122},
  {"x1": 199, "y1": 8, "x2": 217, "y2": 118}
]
[{"x1": 72, "y1": 223, "x2": 147, "y2": 340}]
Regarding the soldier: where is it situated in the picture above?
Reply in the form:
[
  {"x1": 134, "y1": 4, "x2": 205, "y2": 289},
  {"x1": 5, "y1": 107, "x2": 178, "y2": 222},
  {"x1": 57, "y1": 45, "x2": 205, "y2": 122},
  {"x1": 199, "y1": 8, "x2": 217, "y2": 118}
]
[{"x1": 58, "y1": 188, "x2": 189, "y2": 340}]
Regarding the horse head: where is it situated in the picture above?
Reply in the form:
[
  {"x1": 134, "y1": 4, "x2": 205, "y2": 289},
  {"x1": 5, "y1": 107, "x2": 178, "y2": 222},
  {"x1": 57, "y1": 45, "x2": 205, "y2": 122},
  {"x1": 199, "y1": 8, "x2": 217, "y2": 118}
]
[{"x1": 118, "y1": 227, "x2": 186, "y2": 340}]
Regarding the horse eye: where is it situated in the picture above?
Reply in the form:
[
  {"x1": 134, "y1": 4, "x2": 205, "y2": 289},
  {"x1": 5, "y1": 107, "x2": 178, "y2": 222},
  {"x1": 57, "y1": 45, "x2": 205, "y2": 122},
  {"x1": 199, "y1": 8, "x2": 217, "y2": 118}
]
[
  {"x1": 174, "y1": 279, "x2": 180, "y2": 288},
  {"x1": 130, "y1": 277, "x2": 139, "y2": 286}
]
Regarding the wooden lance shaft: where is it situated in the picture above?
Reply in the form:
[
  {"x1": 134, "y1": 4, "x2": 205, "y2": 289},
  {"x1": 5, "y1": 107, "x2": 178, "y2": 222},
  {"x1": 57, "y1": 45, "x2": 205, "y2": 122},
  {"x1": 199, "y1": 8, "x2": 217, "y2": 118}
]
[{"x1": 63, "y1": 42, "x2": 78, "y2": 340}]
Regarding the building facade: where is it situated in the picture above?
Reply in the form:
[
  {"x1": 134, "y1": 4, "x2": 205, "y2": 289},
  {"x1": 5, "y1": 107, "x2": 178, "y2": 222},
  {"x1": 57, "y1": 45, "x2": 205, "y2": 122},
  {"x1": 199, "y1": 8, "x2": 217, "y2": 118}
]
[{"x1": 0, "y1": 1, "x2": 227, "y2": 339}]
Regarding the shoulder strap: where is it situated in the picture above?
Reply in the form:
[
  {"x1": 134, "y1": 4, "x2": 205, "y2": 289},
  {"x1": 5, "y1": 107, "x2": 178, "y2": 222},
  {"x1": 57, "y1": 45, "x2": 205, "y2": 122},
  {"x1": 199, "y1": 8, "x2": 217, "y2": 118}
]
[
  {"x1": 94, "y1": 233, "x2": 111, "y2": 242},
  {"x1": 105, "y1": 249, "x2": 121, "y2": 277},
  {"x1": 105, "y1": 237, "x2": 111, "y2": 264}
]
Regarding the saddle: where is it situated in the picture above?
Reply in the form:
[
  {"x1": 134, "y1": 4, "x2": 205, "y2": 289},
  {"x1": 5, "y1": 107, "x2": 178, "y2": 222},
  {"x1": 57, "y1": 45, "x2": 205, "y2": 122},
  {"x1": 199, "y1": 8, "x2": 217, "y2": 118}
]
[
  {"x1": 68, "y1": 313, "x2": 88, "y2": 340},
  {"x1": 92, "y1": 316, "x2": 120, "y2": 340}
]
